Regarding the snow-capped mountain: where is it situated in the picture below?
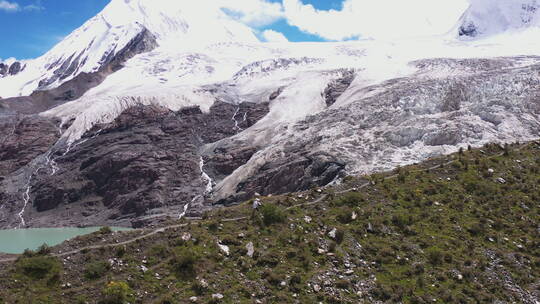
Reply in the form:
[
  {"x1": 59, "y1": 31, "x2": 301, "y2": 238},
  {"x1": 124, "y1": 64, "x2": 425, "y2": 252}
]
[
  {"x1": 0, "y1": 0, "x2": 257, "y2": 98},
  {"x1": 2, "y1": 0, "x2": 540, "y2": 229}
]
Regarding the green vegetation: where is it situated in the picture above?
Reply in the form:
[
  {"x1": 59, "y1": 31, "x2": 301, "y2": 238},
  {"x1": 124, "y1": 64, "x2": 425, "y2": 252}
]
[
  {"x1": 101, "y1": 281, "x2": 133, "y2": 304},
  {"x1": 85, "y1": 260, "x2": 111, "y2": 280},
  {"x1": 16, "y1": 255, "x2": 61, "y2": 281},
  {"x1": 259, "y1": 203, "x2": 286, "y2": 226},
  {"x1": 170, "y1": 246, "x2": 201, "y2": 279},
  {"x1": 0, "y1": 141, "x2": 538, "y2": 303}
]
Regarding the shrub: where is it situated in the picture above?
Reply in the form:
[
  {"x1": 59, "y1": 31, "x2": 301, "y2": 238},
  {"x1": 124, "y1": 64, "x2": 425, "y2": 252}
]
[
  {"x1": 115, "y1": 246, "x2": 126, "y2": 258},
  {"x1": 170, "y1": 246, "x2": 200, "y2": 278},
  {"x1": 16, "y1": 256, "x2": 61, "y2": 280},
  {"x1": 391, "y1": 214, "x2": 410, "y2": 230},
  {"x1": 101, "y1": 281, "x2": 133, "y2": 304},
  {"x1": 85, "y1": 261, "x2": 111, "y2": 280},
  {"x1": 260, "y1": 204, "x2": 286, "y2": 226},
  {"x1": 336, "y1": 279, "x2": 350, "y2": 289},
  {"x1": 37, "y1": 244, "x2": 52, "y2": 255},
  {"x1": 264, "y1": 270, "x2": 284, "y2": 286},
  {"x1": 336, "y1": 208, "x2": 354, "y2": 224},
  {"x1": 335, "y1": 229, "x2": 345, "y2": 244},
  {"x1": 99, "y1": 226, "x2": 112, "y2": 234},
  {"x1": 426, "y1": 247, "x2": 444, "y2": 266},
  {"x1": 334, "y1": 192, "x2": 364, "y2": 207}
]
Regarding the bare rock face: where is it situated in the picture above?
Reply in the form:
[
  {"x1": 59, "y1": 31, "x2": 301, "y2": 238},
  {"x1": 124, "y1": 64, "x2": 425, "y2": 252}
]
[
  {"x1": 235, "y1": 151, "x2": 344, "y2": 200},
  {"x1": 0, "y1": 61, "x2": 25, "y2": 78},
  {"x1": 0, "y1": 100, "x2": 270, "y2": 228},
  {"x1": 0, "y1": 63, "x2": 8, "y2": 77},
  {"x1": 324, "y1": 69, "x2": 355, "y2": 106},
  {"x1": 0, "y1": 115, "x2": 60, "y2": 178}
]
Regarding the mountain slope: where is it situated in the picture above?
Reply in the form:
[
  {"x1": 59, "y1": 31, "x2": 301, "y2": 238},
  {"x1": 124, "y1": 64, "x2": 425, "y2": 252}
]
[
  {"x1": 2, "y1": 0, "x2": 540, "y2": 229},
  {"x1": 0, "y1": 142, "x2": 538, "y2": 303}
]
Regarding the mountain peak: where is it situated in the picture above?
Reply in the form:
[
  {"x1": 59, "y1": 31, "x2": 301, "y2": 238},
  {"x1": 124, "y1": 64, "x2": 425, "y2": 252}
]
[
  {"x1": 457, "y1": 0, "x2": 540, "y2": 38},
  {"x1": 0, "y1": 0, "x2": 258, "y2": 97},
  {"x1": 99, "y1": 0, "x2": 258, "y2": 45}
]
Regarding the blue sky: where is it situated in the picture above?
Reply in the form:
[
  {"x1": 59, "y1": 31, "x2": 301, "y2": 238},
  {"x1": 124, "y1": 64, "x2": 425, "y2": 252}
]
[
  {"x1": 0, "y1": 0, "x2": 110, "y2": 59},
  {"x1": 0, "y1": 0, "x2": 348, "y2": 59}
]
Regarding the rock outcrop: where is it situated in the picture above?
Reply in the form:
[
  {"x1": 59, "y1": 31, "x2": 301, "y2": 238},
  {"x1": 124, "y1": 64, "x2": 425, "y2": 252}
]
[
  {"x1": 0, "y1": 61, "x2": 25, "y2": 78},
  {"x1": 0, "y1": 101, "x2": 269, "y2": 228}
]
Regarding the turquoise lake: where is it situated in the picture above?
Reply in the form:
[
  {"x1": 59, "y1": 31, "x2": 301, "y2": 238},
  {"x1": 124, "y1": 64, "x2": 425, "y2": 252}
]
[{"x1": 0, "y1": 227, "x2": 131, "y2": 254}]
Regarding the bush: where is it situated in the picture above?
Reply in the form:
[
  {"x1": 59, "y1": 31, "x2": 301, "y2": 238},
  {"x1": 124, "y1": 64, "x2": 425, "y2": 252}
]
[
  {"x1": 336, "y1": 208, "x2": 354, "y2": 224},
  {"x1": 264, "y1": 270, "x2": 284, "y2": 286},
  {"x1": 85, "y1": 261, "x2": 111, "y2": 280},
  {"x1": 260, "y1": 204, "x2": 286, "y2": 226},
  {"x1": 427, "y1": 247, "x2": 444, "y2": 266},
  {"x1": 335, "y1": 229, "x2": 345, "y2": 244},
  {"x1": 170, "y1": 246, "x2": 200, "y2": 278},
  {"x1": 37, "y1": 244, "x2": 52, "y2": 255},
  {"x1": 101, "y1": 281, "x2": 133, "y2": 304},
  {"x1": 115, "y1": 246, "x2": 126, "y2": 258},
  {"x1": 334, "y1": 192, "x2": 364, "y2": 207},
  {"x1": 16, "y1": 256, "x2": 61, "y2": 280},
  {"x1": 99, "y1": 226, "x2": 112, "y2": 234}
]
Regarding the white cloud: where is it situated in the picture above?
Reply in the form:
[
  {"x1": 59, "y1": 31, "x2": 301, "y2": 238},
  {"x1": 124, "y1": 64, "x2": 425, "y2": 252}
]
[
  {"x1": 261, "y1": 29, "x2": 289, "y2": 42},
  {"x1": 219, "y1": 0, "x2": 284, "y2": 27},
  {"x1": 282, "y1": 0, "x2": 470, "y2": 40},
  {"x1": 24, "y1": 4, "x2": 42, "y2": 11},
  {"x1": 0, "y1": 0, "x2": 19, "y2": 12},
  {"x1": 0, "y1": 0, "x2": 43, "y2": 12}
]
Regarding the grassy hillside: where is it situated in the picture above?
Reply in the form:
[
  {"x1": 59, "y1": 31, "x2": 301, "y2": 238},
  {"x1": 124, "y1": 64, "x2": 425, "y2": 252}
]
[{"x1": 0, "y1": 142, "x2": 538, "y2": 304}]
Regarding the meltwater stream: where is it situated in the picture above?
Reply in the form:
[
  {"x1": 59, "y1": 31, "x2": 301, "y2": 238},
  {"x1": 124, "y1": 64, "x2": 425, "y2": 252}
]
[{"x1": 0, "y1": 227, "x2": 131, "y2": 254}]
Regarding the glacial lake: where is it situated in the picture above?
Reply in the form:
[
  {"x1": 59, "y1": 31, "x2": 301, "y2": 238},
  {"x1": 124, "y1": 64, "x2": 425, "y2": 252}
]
[{"x1": 0, "y1": 227, "x2": 132, "y2": 254}]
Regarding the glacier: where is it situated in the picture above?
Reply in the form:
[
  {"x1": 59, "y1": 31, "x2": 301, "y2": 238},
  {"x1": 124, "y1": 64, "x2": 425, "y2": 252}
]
[{"x1": 2, "y1": 0, "x2": 540, "y2": 227}]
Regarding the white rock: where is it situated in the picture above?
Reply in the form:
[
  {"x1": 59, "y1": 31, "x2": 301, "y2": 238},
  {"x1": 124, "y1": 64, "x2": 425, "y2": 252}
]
[
  {"x1": 304, "y1": 216, "x2": 312, "y2": 223},
  {"x1": 140, "y1": 265, "x2": 148, "y2": 273},
  {"x1": 212, "y1": 293, "x2": 224, "y2": 300},
  {"x1": 218, "y1": 242, "x2": 230, "y2": 256},
  {"x1": 189, "y1": 296, "x2": 198, "y2": 302},
  {"x1": 246, "y1": 241, "x2": 255, "y2": 258},
  {"x1": 199, "y1": 279, "x2": 209, "y2": 288},
  {"x1": 328, "y1": 228, "x2": 337, "y2": 239},
  {"x1": 181, "y1": 232, "x2": 191, "y2": 241},
  {"x1": 351, "y1": 211, "x2": 357, "y2": 220},
  {"x1": 313, "y1": 284, "x2": 321, "y2": 292}
]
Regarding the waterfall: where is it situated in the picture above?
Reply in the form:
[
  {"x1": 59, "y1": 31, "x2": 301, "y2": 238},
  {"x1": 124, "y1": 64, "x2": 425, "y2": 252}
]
[{"x1": 199, "y1": 156, "x2": 214, "y2": 193}]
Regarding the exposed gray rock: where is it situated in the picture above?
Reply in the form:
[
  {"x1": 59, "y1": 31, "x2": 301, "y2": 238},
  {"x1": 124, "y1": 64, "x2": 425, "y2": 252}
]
[
  {"x1": 324, "y1": 69, "x2": 355, "y2": 106},
  {"x1": 0, "y1": 100, "x2": 270, "y2": 228}
]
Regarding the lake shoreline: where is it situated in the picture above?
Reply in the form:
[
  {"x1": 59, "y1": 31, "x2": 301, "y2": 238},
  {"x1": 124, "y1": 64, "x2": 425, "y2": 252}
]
[{"x1": 0, "y1": 227, "x2": 132, "y2": 254}]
